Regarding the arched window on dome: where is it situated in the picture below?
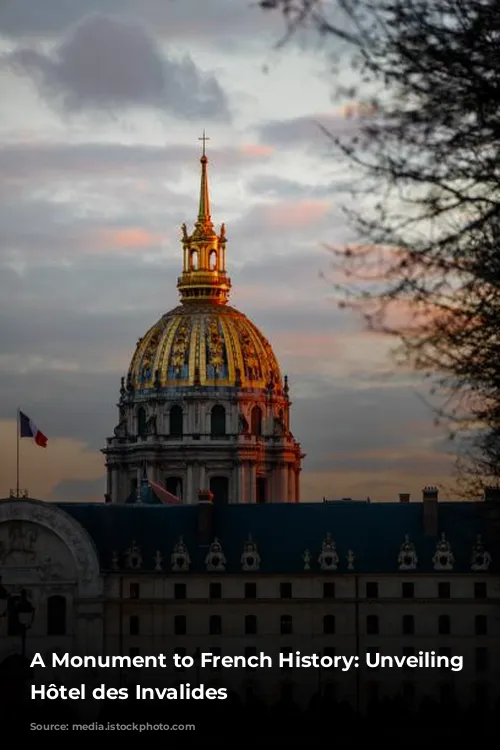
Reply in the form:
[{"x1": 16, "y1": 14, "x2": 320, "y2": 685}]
[
  {"x1": 209, "y1": 250, "x2": 217, "y2": 270},
  {"x1": 190, "y1": 250, "x2": 198, "y2": 270},
  {"x1": 169, "y1": 405, "x2": 183, "y2": 437},
  {"x1": 251, "y1": 406, "x2": 262, "y2": 436},
  {"x1": 137, "y1": 407, "x2": 147, "y2": 439},
  {"x1": 210, "y1": 404, "x2": 226, "y2": 438}
]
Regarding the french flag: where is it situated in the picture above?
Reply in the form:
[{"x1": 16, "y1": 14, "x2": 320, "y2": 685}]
[
  {"x1": 19, "y1": 411, "x2": 48, "y2": 448},
  {"x1": 149, "y1": 479, "x2": 182, "y2": 505}
]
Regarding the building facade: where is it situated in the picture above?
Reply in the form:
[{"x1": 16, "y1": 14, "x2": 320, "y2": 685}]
[{"x1": 0, "y1": 489, "x2": 499, "y2": 714}]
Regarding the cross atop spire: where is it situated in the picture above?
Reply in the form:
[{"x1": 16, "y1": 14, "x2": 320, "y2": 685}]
[{"x1": 198, "y1": 129, "x2": 210, "y2": 158}]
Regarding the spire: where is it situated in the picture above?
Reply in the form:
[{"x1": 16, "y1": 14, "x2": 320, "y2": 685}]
[
  {"x1": 176, "y1": 133, "x2": 232, "y2": 305},
  {"x1": 197, "y1": 130, "x2": 211, "y2": 226}
]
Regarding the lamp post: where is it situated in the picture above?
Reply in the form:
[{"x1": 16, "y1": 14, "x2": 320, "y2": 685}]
[
  {"x1": 16, "y1": 590, "x2": 35, "y2": 657},
  {"x1": 0, "y1": 580, "x2": 35, "y2": 658}
]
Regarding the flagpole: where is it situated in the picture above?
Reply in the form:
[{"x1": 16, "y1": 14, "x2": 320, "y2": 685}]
[{"x1": 16, "y1": 407, "x2": 20, "y2": 498}]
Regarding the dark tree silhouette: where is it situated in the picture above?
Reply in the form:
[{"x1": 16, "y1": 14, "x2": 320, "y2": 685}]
[{"x1": 259, "y1": 0, "x2": 500, "y2": 493}]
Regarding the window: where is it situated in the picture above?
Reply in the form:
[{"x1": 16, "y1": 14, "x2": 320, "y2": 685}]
[
  {"x1": 438, "y1": 582, "x2": 450, "y2": 599},
  {"x1": 323, "y1": 646, "x2": 336, "y2": 670},
  {"x1": 280, "y1": 582, "x2": 292, "y2": 599},
  {"x1": 174, "y1": 615, "x2": 186, "y2": 635},
  {"x1": 438, "y1": 614, "x2": 451, "y2": 635},
  {"x1": 245, "y1": 646, "x2": 257, "y2": 671},
  {"x1": 174, "y1": 583, "x2": 186, "y2": 600},
  {"x1": 280, "y1": 647, "x2": 292, "y2": 669},
  {"x1": 210, "y1": 405, "x2": 226, "y2": 437},
  {"x1": 402, "y1": 615, "x2": 414, "y2": 635},
  {"x1": 280, "y1": 614, "x2": 293, "y2": 635},
  {"x1": 402, "y1": 646, "x2": 414, "y2": 669},
  {"x1": 169, "y1": 405, "x2": 183, "y2": 437},
  {"x1": 245, "y1": 582, "x2": 257, "y2": 599},
  {"x1": 475, "y1": 615, "x2": 487, "y2": 636},
  {"x1": 129, "y1": 615, "x2": 139, "y2": 636},
  {"x1": 323, "y1": 615, "x2": 336, "y2": 635},
  {"x1": 438, "y1": 647, "x2": 451, "y2": 669},
  {"x1": 137, "y1": 407, "x2": 147, "y2": 438},
  {"x1": 475, "y1": 647, "x2": 489, "y2": 673},
  {"x1": 47, "y1": 595, "x2": 67, "y2": 636},
  {"x1": 366, "y1": 582, "x2": 378, "y2": 599},
  {"x1": 129, "y1": 647, "x2": 140, "y2": 658},
  {"x1": 323, "y1": 582, "x2": 335, "y2": 599},
  {"x1": 366, "y1": 614, "x2": 379, "y2": 635},
  {"x1": 251, "y1": 406, "x2": 262, "y2": 436},
  {"x1": 474, "y1": 582, "x2": 487, "y2": 599},
  {"x1": 245, "y1": 615, "x2": 257, "y2": 635},
  {"x1": 210, "y1": 476, "x2": 229, "y2": 505},
  {"x1": 209, "y1": 582, "x2": 222, "y2": 599},
  {"x1": 209, "y1": 647, "x2": 221, "y2": 670},
  {"x1": 129, "y1": 583, "x2": 140, "y2": 599},
  {"x1": 174, "y1": 647, "x2": 186, "y2": 671},
  {"x1": 209, "y1": 615, "x2": 222, "y2": 635},
  {"x1": 366, "y1": 647, "x2": 379, "y2": 670},
  {"x1": 402, "y1": 582, "x2": 414, "y2": 598}
]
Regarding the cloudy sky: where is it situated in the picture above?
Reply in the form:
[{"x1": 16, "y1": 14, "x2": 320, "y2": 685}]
[{"x1": 0, "y1": 0, "x2": 457, "y2": 503}]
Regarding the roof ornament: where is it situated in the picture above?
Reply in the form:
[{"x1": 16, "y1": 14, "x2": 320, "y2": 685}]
[
  {"x1": 398, "y1": 534, "x2": 418, "y2": 571},
  {"x1": 318, "y1": 532, "x2": 339, "y2": 571},
  {"x1": 471, "y1": 535, "x2": 492, "y2": 571},
  {"x1": 303, "y1": 549, "x2": 311, "y2": 571},
  {"x1": 205, "y1": 538, "x2": 226, "y2": 572},
  {"x1": 125, "y1": 541, "x2": 142, "y2": 570},
  {"x1": 154, "y1": 550, "x2": 163, "y2": 572},
  {"x1": 241, "y1": 534, "x2": 260, "y2": 571},
  {"x1": 432, "y1": 532, "x2": 454, "y2": 571},
  {"x1": 171, "y1": 536, "x2": 190, "y2": 572},
  {"x1": 346, "y1": 549, "x2": 355, "y2": 571}
]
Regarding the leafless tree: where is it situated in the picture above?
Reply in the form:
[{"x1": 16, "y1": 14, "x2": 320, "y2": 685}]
[{"x1": 260, "y1": 0, "x2": 500, "y2": 495}]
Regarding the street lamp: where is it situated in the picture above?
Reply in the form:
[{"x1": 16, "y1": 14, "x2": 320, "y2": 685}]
[
  {"x1": 0, "y1": 582, "x2": 35, "y2": 658},
  {"x1": 16, "y1": 590, "x2": 35, "y2": 656}
]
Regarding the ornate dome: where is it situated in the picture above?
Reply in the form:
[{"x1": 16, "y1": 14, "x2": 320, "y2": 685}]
[
  {"x1": 127, "y1": 135, "x2": 283, "y2": 394},
  {"x1": 128, "y1": 303, "x2": 282, "y2": 391}
]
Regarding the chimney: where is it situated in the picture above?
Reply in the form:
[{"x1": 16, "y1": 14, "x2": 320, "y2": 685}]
[
  {"x1": 422, "y1": 486, "x2": 438, "y2": 536},
  {"x1": 399, "y1": 493, "x2": 410, "y2": 503},
  {"x1": 197, "y1": 489, "x2": 214, "y2": 546}
]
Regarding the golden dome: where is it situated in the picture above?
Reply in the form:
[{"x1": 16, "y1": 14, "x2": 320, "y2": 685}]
[
  {"x1": 128, "y1": 303, "x2": 282, "y2": 390},
  {"x1": 127, "y1": 134, "x2": 283, "y2": 393}
]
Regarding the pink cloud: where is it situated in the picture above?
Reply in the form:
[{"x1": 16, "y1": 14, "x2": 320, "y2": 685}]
[
  {"x1": 98, "y1": 227, "x2": 162, "y2": 250},
  {"x1": 263, "y1": 199, "x2": 331, "y2": 229},
  {"x1": 239, "y1": 143, "x2": 274, "y2": 158}
]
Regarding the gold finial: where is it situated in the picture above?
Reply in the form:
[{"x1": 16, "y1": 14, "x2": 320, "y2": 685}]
[
  {"x1": 198, "y1": 129, "x2": 210, "y2": 158},
  {"x1": 197, "y1": 131, "x2": 211, "y2": 225}
]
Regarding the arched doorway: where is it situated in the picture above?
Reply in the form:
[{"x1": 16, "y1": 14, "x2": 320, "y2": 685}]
[{"x1": 210, "y1": 476, "x2": 229, "y2": 505}]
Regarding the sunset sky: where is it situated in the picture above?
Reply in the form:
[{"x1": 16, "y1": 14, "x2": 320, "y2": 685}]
[{"x1": 0, "y1": 1, "x2": 457, "y2": 502}]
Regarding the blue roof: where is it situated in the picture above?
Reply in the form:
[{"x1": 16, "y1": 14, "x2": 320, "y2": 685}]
[{"x1": 56, "y1": 501, "x2": 493, "y2": 574}]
